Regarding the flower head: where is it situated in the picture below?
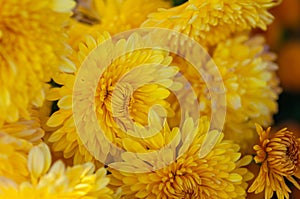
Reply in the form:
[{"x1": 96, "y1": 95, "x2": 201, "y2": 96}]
[
  {"x1": 0, "y1": 112, "x2": 45, "y2": 183},
  {"x1": 0, "y1": 143, "x2": 115, "y2": 199},
  {"x1": 169, "y1": 34, "x2": 281, "y2": 153},
  {"x1": 142, "y1": 0, "x2": 281, "y2": 47},
  {"x1": 0, "y1": 0, "x2": 75, "y2": 126},
  {"x1": 0, "y1": 133, "x2": 31, "y2": 183},
  {"x1": 0, "y1": 110, "x2": 44, "y2": 144},
  {"x1": 248, "y1": 124, "x2": 300, "y2": 199},
  {"x1": 109, "y1": 117, "x2": 254, "y2": 198},
  {"x1": 47, "y1": 32, "x2": 177, "y2": 164}
]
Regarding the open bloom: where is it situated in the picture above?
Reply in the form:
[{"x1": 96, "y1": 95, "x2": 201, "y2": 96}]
[
  {"x1": 47, "y1": 32, "x2": 178, "y2": 164},
  {"x1": 0, "y1": 143, "x2": 115, "y2": 199},
  {"x1": 109, "y1": 117, "x2": 254, "y2": 198},
  {"x1": 169, "y1": 34, "x2": 280, "y2": 153},
  {"x1": 248, "y1": 124, "x2": 300, "y2": 199},
  {"x1": 0, "y1": 0, "x2": 75, "y2": 127},
  {"x1": 142, "y1": 0, "x2": 281, "y2": 47}
]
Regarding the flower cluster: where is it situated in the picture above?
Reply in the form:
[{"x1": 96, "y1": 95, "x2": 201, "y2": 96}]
[{"x1": 1, "y1": 0, "x2": 299, "y2": 199}]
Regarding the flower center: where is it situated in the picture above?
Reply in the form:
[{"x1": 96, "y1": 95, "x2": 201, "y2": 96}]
[
  {"x1": 160, "y1": 163, "x2": 202, "y2": 198},
  {"x1": 110, "y1": 82, "x2": 135, "y2": 131},
  {"x1": 286, "y1": 136, "x2": 300, "y2": 167},
  {"x1": 268, "y1": 132, "x2": 300, "y2": 175},
  {"x1": 98, "y1": 77, "x2": 114, "y2": 103}
]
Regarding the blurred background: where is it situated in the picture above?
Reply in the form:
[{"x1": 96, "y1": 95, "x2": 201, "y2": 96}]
[{"x1": 262, "y1": 0, "x2": 300, "y2": 133}]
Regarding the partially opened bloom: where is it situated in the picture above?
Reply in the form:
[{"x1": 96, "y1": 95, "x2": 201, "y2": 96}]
[
  {"x1": 142, "y1": 0, "x2": 281, "y2": 47},
  {"x1": 109, "y1": 117, "x2": 254, "y2": 198},
  {"x1": 47, "y1": 32, "x2": 178, "y2": 164},
  {"x1": 0, "y1": 143, "x2": 115, "y2": 199},
  {"x1": 0, "y1": 0, "x2": 75, "y2": 127},
  {"x1": 248, "y1": 124, "x2": 300, "y2": 199}
]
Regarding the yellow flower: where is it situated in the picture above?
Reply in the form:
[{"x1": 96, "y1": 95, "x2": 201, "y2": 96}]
[
  {"x1": 170, "y1": 34, "x2": 281, "y2": 153},
  {"x1": 0, "y1": 133, "x2": 32, "y2": 183},
  {"x1": 109, "y1": 117, "x2": 254, "y2": 198},
  {"x1": 69, "y1": 0, "x2": 171, "y2": 49},
  {"x1": 0, "y1": 112, "x2": 45, "y2": 183},
  {"x1": 142, "y1": 0, "x2": 280, "y2": 47},
  {"x1": 0, "y1": 110, "x2": 44, "y2": 144},
  {"x1": 248, "y1": 124, "x2": 300, "y2": 199},
  {"x1": 0, "y1": 0, "x2": 75, "y2": 127},
  {"x1": 0, "y1": 143, "x2": 115, "y2": 199},
  {"x1": 47, "y1": 32, "x2": 178, "y2": 164}
]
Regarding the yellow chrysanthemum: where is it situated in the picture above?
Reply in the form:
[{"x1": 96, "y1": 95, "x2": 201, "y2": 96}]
[
  {"x1": 0, "y1": 133, "x2": 32, "y2": 183},
  {"x1": 0, "y1": 143, "x2": 115, "y2": 199},
  {"x1": 0, "y1": 110, "x2": 44, "y2": 144},
  {"x1": 0, "y1": 112, "x2": 45, "y2": 183},
  {"x1": 69, "y1": 0, "x2": 171, "y2": 49},
  {"x1": 109, "y1": 117, "x2": 254, "y2": 198},
  {"x1": 47, "y1": 32, "x2": 178, "y2": 164},
  {"x1": 142, "y1": 0, "x2": 280, "y2": 47},
  {"x1": 212, "y1": 35, "x2": 280, "y2": 152},
  {"x1": 248, "y1": 124, "x2": 300, "y2": 199},
  {"x1": 169, "y1": 34, "x2": 280, "y2": 153},
  {"x1": 0, "y1": 0, "x2": 75, "y2": 127}
]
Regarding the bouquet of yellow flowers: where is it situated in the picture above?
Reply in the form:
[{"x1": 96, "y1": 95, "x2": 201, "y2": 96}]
[{"x1": 1, "y1": 0, "x2": 300, "y2": 198}]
